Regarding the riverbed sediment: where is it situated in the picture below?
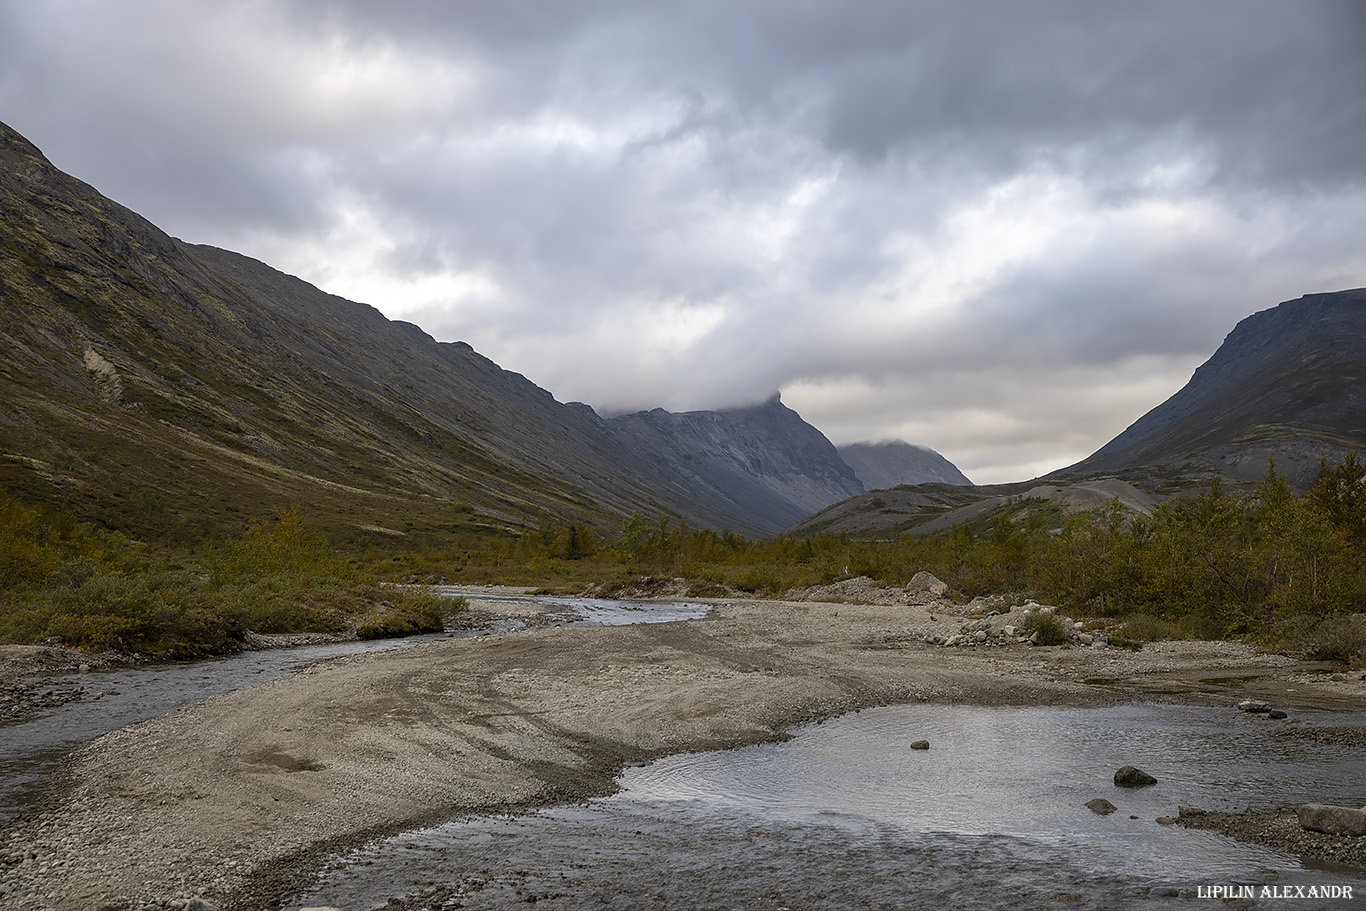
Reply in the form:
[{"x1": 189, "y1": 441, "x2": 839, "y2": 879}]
[{"x1": 1, "y1": 594, "x2": 1361, "y2": 910}]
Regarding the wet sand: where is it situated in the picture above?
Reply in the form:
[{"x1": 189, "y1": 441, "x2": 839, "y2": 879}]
[{"x1": 0, "y1": 594, "x2": 1360, "y2": 910}]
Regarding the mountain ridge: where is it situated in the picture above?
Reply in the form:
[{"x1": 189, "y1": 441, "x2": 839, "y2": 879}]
[
  {"x1": 837, "y1": 441, "x2": 973, "y2": 489},
  {"x1": 789, "y1": 289, "x2": 1366, "y2": 537},
  {"x1": 1059, "y1": 289, "x2": 1366, "y2": 487},
  {"x1": 0, "y1": 119, "x2": 870, "y2": 541}
]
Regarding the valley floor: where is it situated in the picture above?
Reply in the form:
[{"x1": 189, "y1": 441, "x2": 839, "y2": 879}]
[{"x1": 1, "y1": 592, "x2": 1363, "y2": 910}]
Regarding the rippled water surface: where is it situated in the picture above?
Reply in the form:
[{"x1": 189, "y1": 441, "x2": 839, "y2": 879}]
[
  {"x1": 299, "y1": 704, "x2": 1366, "y2": 911},
  {"x1": 0, "y1": 595, "x2": 707, "y2": 816}
]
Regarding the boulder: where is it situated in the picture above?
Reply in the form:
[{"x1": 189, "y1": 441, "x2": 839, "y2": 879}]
[
  {"x1": 1268, "y1": 710, "x2": 1288, "y2": 720},
  {"x1": 1114, "y1": 766, "x2": 1158, "y2": 788},
  {"x1": 1078, "y1": 633, "x2": 1093, "y2": 646},
  {"x1": 909, "y1": 739, "x2": 930, "y2": 750},
  {"x1": 1237, "y1": 699, "x2": 1271, "y2": 713},
  {"x1": 1298, "y1": 804, "x2": 1366, "y2": 837},
  {"x1": 1086, "y1": 798, "x2": 1118, "y2": 815},
  {"x1": 907, "y1": 571, "x2": 948, "y2": 596}
]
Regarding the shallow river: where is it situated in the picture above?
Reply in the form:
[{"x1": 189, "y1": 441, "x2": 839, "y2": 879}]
[
  {"x1": 295, "y1": 703, "x2": 1366, "y2": 911},
  {"x1": 4, "y1": 595, "x2": 1363, "y2": 909},
  {"x1": 0, "y1": 595, "x2": 709, "y2": 817}
]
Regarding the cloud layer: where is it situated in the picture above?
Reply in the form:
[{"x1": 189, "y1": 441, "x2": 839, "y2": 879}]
[{"x1": 3, "y1": 0, "x2": 1363, "y2": 482}]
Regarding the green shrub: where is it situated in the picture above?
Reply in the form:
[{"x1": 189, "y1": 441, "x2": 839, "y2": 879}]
[
  {"x1": 1022, "y1": 609, "x2": 1071, "y2": 645},
  {"x1": 1301, "y1": 614, "x2": 1366, "y2": 664},
  {"x1": 1120, "y1": 613, "x2": 1189, "y2": 642}
]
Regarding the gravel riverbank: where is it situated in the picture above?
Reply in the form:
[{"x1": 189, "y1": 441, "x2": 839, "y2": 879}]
[{"x1": 1, "y1": 593, "x2": 1361, "y2": 909}]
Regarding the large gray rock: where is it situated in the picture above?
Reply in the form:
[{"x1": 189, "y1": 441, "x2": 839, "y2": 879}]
[
  {"x1": 1086, "y1": 798, "x2": 1118, "y2": 815},
  {"x1": 1298, "y1": 803, "x2": 1366, "y2": 836},
  {"x1": 907, "y1": 571, "x2": 949, "y2": 596},
  {"x1": 1114, "y1": 766, "x2": 1158, "y2": 788}
]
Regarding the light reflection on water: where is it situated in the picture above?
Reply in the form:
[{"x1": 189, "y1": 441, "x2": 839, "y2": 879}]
[{"x1": 298, "y1": 704, "x2": 1366, "y2": 911}]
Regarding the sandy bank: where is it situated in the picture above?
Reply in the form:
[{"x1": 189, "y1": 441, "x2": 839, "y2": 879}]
[{"x1": 0, "y1": 596, "x2": 1359, "y2": 910}]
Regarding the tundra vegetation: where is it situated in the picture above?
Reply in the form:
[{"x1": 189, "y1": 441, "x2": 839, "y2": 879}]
[
  {"x1": 1, "y1": 455, "x2": 1363, "y2": 665},
  {"x1": 0, "y1": 502, "x2": 450, "y2": 657}
]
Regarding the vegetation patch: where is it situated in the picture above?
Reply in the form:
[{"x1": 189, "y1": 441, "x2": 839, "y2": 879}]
[
  {"x1": 0, "y1": 495, "x2": 463, "y2": 657},
  {"x1": 1021, "y1": 609, "x2": 1072, "y2": 646}
]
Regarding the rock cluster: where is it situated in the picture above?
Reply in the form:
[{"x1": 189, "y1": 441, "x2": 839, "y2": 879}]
[
  {"x1": 925, "y1": 601, "x2": 1109, "y2": 649},
  {"x1": 1237, "y1": 699, "x2": 1289, "y2": 720},
  {"x1": 790, "y1": 574, "x2": 953, "y2": 607},
  {"x1": 0, "y1": 683, "x2": 86, "y2": 723}
]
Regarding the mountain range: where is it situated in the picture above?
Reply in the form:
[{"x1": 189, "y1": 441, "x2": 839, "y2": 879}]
[
  {"x1": 2, "y1": 117, "x2": 1361, "y2": 545},
  {"x1": 0, "y1": 119, "x2": 953, "y2": 543}
]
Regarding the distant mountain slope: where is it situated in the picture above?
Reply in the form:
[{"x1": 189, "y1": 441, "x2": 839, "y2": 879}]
[
  {"x1": 793, "y1": 290, "x2": 1365, "y2": 538},
  {"x1": 837, "y1": 441, "x2": 972, "y2": 489},
  {"x1": 610, "y1": 395, "x2": 865, "y2": 532},
  {"x1": 0, "y1": 120, "x2": 856, "y2": 540},
  {"x1": 1061, "y1": 289, "x2": 1366, "y2": 486}
]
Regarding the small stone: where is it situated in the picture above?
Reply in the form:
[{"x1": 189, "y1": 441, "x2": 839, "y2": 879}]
[
  {"x1": 1003, "y1": 625, "x2": 1018, "y2": 638},
  {"x1": 1086, "y1": 798, "x2": 1118, "y2": 815},
  {"x1": 909, "y1": 740, "x2": 930, "y2": 750},
  {"x1": 1178, "y1": 805, "x2": 1206, "y2": 818},
  {"x1": 974, "y1": 630, "x2": 988, "y2": 643},
  {"x1": 1237, "y1": 699, "x2": 1270, "y2": 713},
  {"x1": 1155, "y1": 816, "x2": 1177, "y2": 825},
  {"x1": 1114, "y1": 766, "x2": 1157, "y2": 788},
  {"x1": 1268, "y1": 710, "x2": 1288, "y2": 720},
  {"x1": 1078, "y1": 633, "x2": 1093, "y2": 646}
]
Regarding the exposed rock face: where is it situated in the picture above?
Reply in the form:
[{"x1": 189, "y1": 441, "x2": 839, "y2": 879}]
[
  {"x1": 1061, "y1": 289, "x2": 1366, "y2": 487},
  {"x1": 609, "y1": 394, "x2": 865, "y2": 533},
  {"x1": 0, "y1": 119, "x2": 855, "y2": 539},
  {"x1": 837, "y1": 441, "x2": 972, "y2": 489}
]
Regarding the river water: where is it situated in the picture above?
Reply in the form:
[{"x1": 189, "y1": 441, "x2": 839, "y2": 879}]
[
  {"x1": 0, "y1": 594, "x2": 709, "y2": 818},
  {"x1": 294, "y1": 703, "x2": 1366, "y2": 911}
]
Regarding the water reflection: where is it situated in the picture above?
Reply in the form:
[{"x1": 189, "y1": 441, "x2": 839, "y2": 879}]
[{"x1": 299, "y1": 704, "x2": 1366, "y2": 910}]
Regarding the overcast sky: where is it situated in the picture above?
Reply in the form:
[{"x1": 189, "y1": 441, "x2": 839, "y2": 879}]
[{"x1": 3, "y1": 1, "x2": 1364, "y2": 483}]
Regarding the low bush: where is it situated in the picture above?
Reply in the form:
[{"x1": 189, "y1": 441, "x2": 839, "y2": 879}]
[
  {"x1": 1120, "y1": 613, "x2": 1190, "y2": 642},
  {"x1": 0, "y1": 495, "x2": 467, "y2": 656},
  {"x1": 1300, "y1": 614, "x2": 1366, "y2": 664},
  {"x1": 1022, "y1": 609, "x2": 1071, "y2": 645}
]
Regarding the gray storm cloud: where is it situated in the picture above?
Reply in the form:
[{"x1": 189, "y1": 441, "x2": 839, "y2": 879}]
[{"x1": 1, "y1": 0, "x2": 1363, "y2": 482}]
